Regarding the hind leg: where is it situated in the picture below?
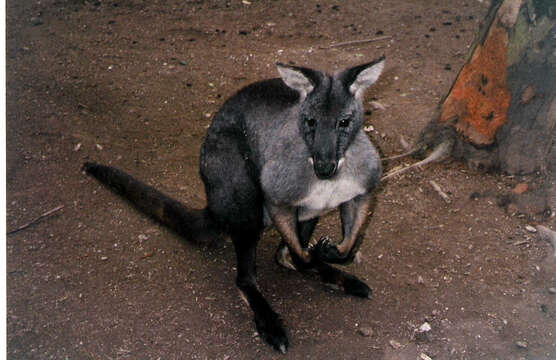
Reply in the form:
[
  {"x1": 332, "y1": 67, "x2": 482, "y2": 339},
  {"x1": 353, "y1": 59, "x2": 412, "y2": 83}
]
[
  {"x1": 207, "y1": 196, "x2": 289, "y2": 352},
  {"x1": 275, "y1": 218, "x2": 371, "y2": 298},
  {"x1": 201, "y1": 133, "x2": 289, "y2": 352},
  {"x1": 233, "y1": 231, "x2": 288, "y2": 353}
]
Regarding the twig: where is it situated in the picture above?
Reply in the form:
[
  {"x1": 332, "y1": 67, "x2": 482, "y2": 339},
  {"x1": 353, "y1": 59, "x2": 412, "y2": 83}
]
[
  {"x1": 381, "y1": 136, "x2": 419, "y2": 161},
  {"x1": 382, "y1": 140, "x2": 452, "y2": 180},
  {"x1": 320, "y1": 35, "x2": 392, "y2": 49},
  {"x1": 7, "y1": 205, "x2": 65, "y2": 235},
  {"x1": 429, "y1": 180, "x2": 451, "y2": 204},
  {"x1": 381, "y1": 147, "x2": 420, "y2": 161}
]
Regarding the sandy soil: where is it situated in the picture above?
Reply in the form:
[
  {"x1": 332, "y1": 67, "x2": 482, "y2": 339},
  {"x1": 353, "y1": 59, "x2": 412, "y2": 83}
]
[{"x1": 6, "y1": 0, "x2": 556, "y2": 359}]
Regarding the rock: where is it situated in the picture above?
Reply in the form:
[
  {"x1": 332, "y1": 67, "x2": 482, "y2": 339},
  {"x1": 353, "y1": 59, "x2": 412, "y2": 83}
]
[
  {"x1": 389, "y1": 339, "x2": 402, "y2": 349},
  {"x1": 357, "y1": 327, "x2": 373, "y2": 337},
  {"x1": 516, "y1": 340, "x2": 528, "y2": 349},
  {"x1": 512, "y1": 183, "x2": 529, "y2": 194},
  {"x1": 536, "y1": 225, "x2": 556, "y2": 256},
  {"x1": 418, "y1": 322, "x2": 432, "y2": 333},
  {"x1": 548, "y1": 287, "x2": 556, "y2": 294},
  {"x1": 30, "y1": 17, "x2": 43, "y2": 26},
  {"x1": 415, "y1": 322, "x2": 432, "y2": 343},
  {"x1": 525, "y1": 225, "x2": 537, "y2": 233},
  {"x1": 369, "y1": 101, "x2": 387, "y2": 111},
  {"x1": 420, "y1": 354, "x2": 433, "y2": 360}
]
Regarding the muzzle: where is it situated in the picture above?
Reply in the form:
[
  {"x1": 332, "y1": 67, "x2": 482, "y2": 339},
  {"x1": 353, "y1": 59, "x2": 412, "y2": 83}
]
[{"x1": 309, "y1": 156, "x2": 338, "y2": 179}]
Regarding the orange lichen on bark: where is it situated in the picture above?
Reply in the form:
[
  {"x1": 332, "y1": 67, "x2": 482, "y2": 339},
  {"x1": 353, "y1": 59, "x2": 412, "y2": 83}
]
[{"x1": 439, "y1": 22, "x2": 512, "y2": 145}]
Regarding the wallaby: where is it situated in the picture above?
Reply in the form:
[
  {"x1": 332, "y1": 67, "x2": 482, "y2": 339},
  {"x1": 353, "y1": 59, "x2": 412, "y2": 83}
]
[{"x1": 83, "y1": 56, "x2": 385, "y2": 353}]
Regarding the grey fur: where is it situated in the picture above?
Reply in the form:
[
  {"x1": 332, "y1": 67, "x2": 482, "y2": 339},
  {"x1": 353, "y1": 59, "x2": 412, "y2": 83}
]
[{"x1": 86, "y1": 56, "x2": 386, "y2": 353}]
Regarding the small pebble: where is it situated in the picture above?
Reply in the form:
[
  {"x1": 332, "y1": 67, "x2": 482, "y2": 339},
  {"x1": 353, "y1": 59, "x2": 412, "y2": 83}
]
[
  {"x1": 30, "y1": 17, "x2": 43, "y2": 26},
  {"x1": 512, "y1": 183, "x2": 529, "y2": 194},
  {"x1": 369, "y1": 100, "x2": 387, "y2": 111},
  {"x1": 389, "y1": 339, "x2": 402, "y2": 349},
  {"x1": 525, "y1": 225, "x2": 537, "y2": 233},
  {"x1": 516, "y1": 341, "x2": 528, "y2": 349},
  {"x1": 100, "y1": 256, "x2": 108, "y2": 261},
  {"x1": 548, "y1": 287, "x2": 556, "y2": 294},
  {"x1": 357, "y1": 327, "x2": 373, "y2": 337},
  {"x1": 418, "y1": 322, "x2": 432, "y2": 333},
  {"x1": 420, "y1": 354, "x2": 433, "y2": 360}
]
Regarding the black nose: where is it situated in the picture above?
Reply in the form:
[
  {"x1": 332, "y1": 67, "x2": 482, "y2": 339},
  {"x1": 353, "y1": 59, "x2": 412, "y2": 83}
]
[{"x1": 314, "y1": 160, "x2": 337, "y2": 179}]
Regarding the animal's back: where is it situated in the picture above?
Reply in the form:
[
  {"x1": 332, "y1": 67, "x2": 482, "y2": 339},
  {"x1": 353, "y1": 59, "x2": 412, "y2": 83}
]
[
  {"x1": 208, "y1": 78, "x2": 299, "y2": 132},
  {"x1": 199, "y1": 78, "x2": 300, "y2": 229},
  {"x1": 200, "y1": 78, "x2": 300, "y2": 185}
]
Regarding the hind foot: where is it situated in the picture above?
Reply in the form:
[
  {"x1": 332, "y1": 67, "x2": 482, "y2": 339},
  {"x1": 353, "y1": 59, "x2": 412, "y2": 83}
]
[
  {"x1": 341, "y1": 273, "x2": 372, "y2": 298},
  {"x1": 315, "y1": 261, "x2": 372, "y2": 298},
  {"x1": 254, "y1": 310, "x2": 289, "y2": 353}
]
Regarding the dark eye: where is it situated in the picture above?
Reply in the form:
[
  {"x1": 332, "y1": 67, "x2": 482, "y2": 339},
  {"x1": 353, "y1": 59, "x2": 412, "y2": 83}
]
[
  {"x1": 338, "y1": 117, "x2": 351, "y2": 128},
  {"x1": 305, "y1": 117, "x2": 316, "y2": 127}
]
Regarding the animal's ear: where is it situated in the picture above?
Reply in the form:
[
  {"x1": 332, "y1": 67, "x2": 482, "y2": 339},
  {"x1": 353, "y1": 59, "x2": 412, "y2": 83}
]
[
  {"x1": 339, "y1": 56, "x2": 385, "y2": 100},
  {"x1": 276, "y1": 63, "x2": 320, "y2": 101}
]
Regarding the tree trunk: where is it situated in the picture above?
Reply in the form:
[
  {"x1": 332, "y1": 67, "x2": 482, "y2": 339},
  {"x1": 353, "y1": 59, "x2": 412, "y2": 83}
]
[{"x1": 420, "y1": 0, "x2": 555, "y2": 175}]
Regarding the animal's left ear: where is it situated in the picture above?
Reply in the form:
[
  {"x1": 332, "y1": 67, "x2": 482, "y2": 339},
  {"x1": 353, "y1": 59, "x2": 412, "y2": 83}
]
[{"x1": 339, "y1": 56, "x2": 385, "y2": 100}]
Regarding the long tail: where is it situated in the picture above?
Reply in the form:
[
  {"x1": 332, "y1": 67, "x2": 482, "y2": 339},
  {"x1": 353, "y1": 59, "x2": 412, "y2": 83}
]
[{"x1": 82, "y1": 162, "x2": 222, "y2": 243}]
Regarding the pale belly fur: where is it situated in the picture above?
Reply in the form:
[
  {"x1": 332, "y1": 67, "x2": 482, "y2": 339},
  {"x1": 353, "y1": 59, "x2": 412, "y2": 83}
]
[{"x1": 295, "y1": 176, "x2": 365, "y2": 221}]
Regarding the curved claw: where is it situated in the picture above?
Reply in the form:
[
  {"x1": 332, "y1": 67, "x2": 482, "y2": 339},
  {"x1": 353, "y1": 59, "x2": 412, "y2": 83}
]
[{"x1": 311, "y1": 236, "x2": 352, "y2": 264}]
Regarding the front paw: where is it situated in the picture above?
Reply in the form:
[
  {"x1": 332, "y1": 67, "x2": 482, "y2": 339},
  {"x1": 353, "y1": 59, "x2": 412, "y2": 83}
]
[{"x1": 311, "y1": 236, "x2": 344, "y2": 263}]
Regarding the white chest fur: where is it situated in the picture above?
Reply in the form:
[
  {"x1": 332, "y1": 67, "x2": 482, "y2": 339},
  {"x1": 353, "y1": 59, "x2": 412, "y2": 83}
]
[{"x1": 295, "y1": 175, "x2": 365, "y2": 221}]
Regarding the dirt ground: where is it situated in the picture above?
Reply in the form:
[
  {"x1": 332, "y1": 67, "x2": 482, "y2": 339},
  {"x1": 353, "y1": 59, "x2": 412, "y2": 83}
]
[{"x1": 6, "y1": 0, "x2": 556, "y2": 359}]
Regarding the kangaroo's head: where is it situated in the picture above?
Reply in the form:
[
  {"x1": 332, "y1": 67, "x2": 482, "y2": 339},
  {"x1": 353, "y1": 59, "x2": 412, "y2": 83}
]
[{"x1": 277, "y1": 57, "x2": 385, "y2": 180}]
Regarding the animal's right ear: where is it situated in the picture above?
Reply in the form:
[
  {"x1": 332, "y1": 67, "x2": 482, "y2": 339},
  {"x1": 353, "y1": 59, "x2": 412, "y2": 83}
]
[{"x1": 276, "y1": 63, "x2": 319, "y2": 101}]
